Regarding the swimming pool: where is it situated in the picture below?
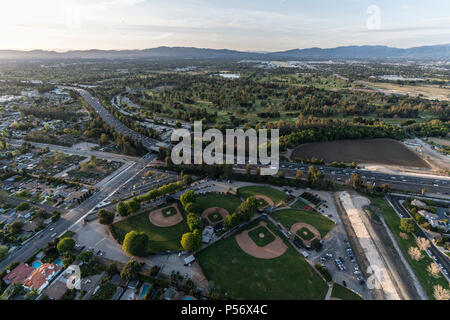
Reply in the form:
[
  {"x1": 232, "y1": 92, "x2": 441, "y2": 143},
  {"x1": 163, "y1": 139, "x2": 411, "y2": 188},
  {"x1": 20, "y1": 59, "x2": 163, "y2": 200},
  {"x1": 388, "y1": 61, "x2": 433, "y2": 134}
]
[
  {"x1": 54, "y1": 259, "x2": 62, "y2": 266},
  {"x1": 140, "y1": 284, "x2": 150, "y2": 298},
  {"x1": 32, "y1": 261, "x2": 42, "y2": 269}
]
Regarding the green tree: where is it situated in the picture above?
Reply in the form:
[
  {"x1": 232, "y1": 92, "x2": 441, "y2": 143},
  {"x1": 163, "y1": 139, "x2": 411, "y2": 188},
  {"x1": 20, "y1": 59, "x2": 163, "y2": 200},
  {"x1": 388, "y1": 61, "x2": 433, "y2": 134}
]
[
  {"x1": 116, "y1": 201, "x2": 128, "y2": 217},
  {"x1": 187, "y1": 213, "x2": 202, "y2": 232},
  {"x1": 8, "y1": 221, "x2": 24, "y2": 235},
  {"x1": 180, "y1": 190, "x2": 195, "y2": 207},
  {"x1": 183, "y1": 174, "x2": 193, "y2": 185},
  {"x1": 77, "y1": 250, "x2": 93, "y2": 262},
  {"x1": 181, "y1": 232, "x2": 197, "y2": 252},
  {"x1": 120, "y1": 259, "x2": 142, "y2": 281},
  {"x1": 122, "y1": 231, "x2": 148, "y2": 256},
  {"x1": 57, "y1": 238, "x2": 76, "y2": 253},
  {"x1": 126, "y1": 198, "x2": 141, "y2": 214},
  {"x1": 400, "y1": 218, "x2": 416, "y2": 234},
  {"x1": 98, "y1": 209, "x2": 115, "y2": 225}
]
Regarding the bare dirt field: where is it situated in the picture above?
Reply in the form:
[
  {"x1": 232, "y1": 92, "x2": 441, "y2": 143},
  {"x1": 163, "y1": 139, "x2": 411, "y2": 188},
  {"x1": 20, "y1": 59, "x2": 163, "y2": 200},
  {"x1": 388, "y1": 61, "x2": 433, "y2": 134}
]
[
  {"x1": 291, "y1": 138, "x2": 430, "y2": 168},
  {"x1": 201, "y1": 207, "x2": 229, "y2": 225},
  {"x1": 149, "y1": 203, "x2": 183, "y2": 227},
  {"x1": 235, "y1": 221, "x2": 287, "y2": 259}
]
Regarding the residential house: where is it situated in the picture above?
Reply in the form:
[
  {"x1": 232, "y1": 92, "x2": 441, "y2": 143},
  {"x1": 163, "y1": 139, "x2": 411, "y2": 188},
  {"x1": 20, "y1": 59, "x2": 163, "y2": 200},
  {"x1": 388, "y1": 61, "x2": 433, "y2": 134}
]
[
  {"x1": 2, "y1": 263, "x2": 35, "y2": 285},
  {"x1": 22, "y1": 263, "x2": 62, "y2": 293}
]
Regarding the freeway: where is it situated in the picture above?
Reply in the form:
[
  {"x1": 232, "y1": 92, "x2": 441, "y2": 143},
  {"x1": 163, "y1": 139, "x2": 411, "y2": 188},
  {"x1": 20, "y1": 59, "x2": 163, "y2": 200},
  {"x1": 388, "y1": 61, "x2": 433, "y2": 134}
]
[
  {"x1": 0, "y1": 161, "x2": 146, "y2": 271},
  {"x1": 63, "y1": 84, "x2": 450, "y2": 196},
  {"x1": 386, "y1": 194, "x2": 450, "y2": 279},
  {"x1": 61, "y1": 86, "x2": 168, "y2": 151},
  {"x1": 278, "y1": 162, "x2": 450, "y2": 195}
]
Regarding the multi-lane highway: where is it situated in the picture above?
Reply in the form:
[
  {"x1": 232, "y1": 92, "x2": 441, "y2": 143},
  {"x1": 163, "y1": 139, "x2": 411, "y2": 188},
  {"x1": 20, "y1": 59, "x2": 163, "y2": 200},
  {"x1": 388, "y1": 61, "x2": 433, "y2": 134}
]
[
  {"x1": 61, "y1": 86, "x2": 167, "y2": 151},
  {"x1": 278, "y1": 162, "x2": 450, "y2": 195}
]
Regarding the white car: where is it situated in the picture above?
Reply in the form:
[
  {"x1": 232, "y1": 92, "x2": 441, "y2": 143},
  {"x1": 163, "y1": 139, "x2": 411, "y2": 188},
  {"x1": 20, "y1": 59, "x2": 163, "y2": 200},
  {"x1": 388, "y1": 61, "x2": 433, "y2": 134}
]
[{"x1": 50, "y1": 233, "x2": 57, "y2": 238}]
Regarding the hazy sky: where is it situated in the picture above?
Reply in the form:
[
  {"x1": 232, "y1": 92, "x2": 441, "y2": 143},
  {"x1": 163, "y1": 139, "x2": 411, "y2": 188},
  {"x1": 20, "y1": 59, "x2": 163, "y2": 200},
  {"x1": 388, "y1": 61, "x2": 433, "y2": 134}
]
[{"x1": 1, "y1": 0, "x2": 449, "y2": 51}]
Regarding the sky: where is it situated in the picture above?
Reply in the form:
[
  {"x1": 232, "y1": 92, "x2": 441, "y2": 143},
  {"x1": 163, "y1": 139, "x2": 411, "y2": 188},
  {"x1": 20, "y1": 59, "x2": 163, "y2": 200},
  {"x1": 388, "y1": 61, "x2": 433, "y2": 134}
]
[{"x1": 0, "y1": 0, "x2": 449, "y2": 51}]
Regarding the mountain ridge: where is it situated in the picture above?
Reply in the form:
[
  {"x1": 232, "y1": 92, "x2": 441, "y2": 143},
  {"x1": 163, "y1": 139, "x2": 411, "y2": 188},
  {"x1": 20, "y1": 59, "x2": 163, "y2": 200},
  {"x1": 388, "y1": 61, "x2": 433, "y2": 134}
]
[{"x1": 0, "y1": 44, "x2": 449, "y2": 60}]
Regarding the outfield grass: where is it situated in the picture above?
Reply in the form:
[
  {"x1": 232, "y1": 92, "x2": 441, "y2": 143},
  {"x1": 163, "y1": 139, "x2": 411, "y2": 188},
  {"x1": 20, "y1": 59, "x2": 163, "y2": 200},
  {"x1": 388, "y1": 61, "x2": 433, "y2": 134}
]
[
  {"x1": 248, "y1": 226, "x2": 276, "y2": 247},
  {"x1": 370, "y1": 197, "x2": 449, "y2": 300},
  {"x1": 272, "y1": 209, "x2": 335, "y2": 238},
  {"x1": 237, "y1": 186, "x2": 288, "y2": 205},
  {"x1": 194, "y1": 193, "x2": 242, "y2": 214},
  {"x1": 331, "y1": 283, "x2": 363, "y2": 300},
  {"x1": 111, "y1": 202, "x2": 189, "y2": 253},
  {"x1": 196, "y1": 219, "x2": 328, "y2": 300}
]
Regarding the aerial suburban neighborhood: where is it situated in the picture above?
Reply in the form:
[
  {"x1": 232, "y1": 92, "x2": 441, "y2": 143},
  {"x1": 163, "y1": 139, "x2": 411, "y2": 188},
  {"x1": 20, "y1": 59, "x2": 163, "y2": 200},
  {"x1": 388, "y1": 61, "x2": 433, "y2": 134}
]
[{"x1": 0, "y1": 1, "x2": 449, "y2": 316}]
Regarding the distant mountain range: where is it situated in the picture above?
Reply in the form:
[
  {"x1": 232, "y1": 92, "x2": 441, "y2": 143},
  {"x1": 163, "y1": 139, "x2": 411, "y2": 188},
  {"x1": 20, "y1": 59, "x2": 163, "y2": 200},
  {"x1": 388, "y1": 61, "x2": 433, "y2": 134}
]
[{"x1": 0, "y1": 44, "x2": 449, "y2": 61}]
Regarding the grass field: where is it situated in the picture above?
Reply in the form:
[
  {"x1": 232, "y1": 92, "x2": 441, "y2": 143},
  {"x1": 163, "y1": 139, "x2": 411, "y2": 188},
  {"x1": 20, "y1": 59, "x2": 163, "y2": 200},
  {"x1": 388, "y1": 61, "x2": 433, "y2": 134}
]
[
  {"x1": 208, "y1": 212, "x2": 223, "y2": 223},
  {"x1": 370, "y1": 197, "x2": 450, "y2": 300},
  {"x1": 291, "y1": 139, "x2": 429, "y2": 168},
  {"x1": 237, "y1": 186, "x2": 288, "y2": 205},
  {"x1": 331, "y1": 283, "x2": 363, "y2": 300},
  {"x1": 162, "y1": 207, "x2": 177, "y2": 217},
  {"x1": 272, "y1": 209, "x2": 335, "y2": 238},
  {"x1": 248, "y1": 226, "x2": 276, "y2": 247},
  {"x1": 297, "y1": 227, "x2": 315, "y2": 241},
  {"x1": 194, "y1": 193, "x2": 242, "y2": 214},
  {"x1": 196, "y1": 219, "x2": 328, "y2": 300},
  {"x1": 111, "y1": 202, "x2": 189, "y2": 253}
]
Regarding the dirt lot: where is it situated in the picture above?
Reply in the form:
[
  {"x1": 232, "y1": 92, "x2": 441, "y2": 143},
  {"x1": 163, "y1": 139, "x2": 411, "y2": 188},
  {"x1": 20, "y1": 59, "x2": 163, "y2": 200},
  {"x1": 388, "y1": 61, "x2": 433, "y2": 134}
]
[{"x1": 291, "y1": 139, "x2": 430, "y2": 168}]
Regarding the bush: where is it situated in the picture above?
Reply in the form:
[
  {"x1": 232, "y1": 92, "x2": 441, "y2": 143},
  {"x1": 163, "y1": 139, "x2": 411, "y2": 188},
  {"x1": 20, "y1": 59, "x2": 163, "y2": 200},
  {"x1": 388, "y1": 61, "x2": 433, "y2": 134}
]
[
  {"x1": 98, "y1": 209, "x2": 115, "y2": 225},
  {"x1": 57, "y1": 238, "x2": 75, "y2": 253}
]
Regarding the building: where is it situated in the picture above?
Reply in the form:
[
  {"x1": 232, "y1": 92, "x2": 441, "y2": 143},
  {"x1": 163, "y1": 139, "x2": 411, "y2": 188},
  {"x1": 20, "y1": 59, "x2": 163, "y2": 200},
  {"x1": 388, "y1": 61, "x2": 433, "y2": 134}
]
[
  {"x1": 412, "y1": 199, "x2": 428, "y2": 209},
  {"x1": 2, "y1": 263, "x2": 35, "y2": 285},
  {"x1": 202, "y1": 226, "x2": 214, "y2": 243},
  {"x1": 22, "y1": 263, "x2": 62, "y2": 293}
]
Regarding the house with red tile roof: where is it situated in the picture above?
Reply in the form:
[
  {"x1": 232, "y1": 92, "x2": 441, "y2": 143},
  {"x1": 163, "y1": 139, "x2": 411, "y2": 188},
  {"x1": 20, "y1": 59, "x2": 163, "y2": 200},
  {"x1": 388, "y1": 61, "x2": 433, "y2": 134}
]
[
  {"x1": 22, "y1": 263, "x2": 62, "y2": 293},
  {"x1": 2, "y1": 263, "x2": 35, "y2": 285}
]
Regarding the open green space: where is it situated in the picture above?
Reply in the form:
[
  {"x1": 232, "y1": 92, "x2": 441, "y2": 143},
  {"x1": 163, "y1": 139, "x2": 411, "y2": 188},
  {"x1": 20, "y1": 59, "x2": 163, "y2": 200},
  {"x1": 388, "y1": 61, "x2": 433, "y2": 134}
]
[
  {"x1": 194, "y1": 193, "x2": 242, "y2": 214},
  {"x1": 161, "y1": 207, "x2": 177, "y2": 217},
  {"x1": 255, "y1": 198, "x2": 269, "y2": 208},
  {"x1": 331, "y1": 283, "x2": 363, "y2": 300},
  {"x1": 111, "y1": 202, "x2": 189, "y2": 253},
  {"x1": 272, "y1": 209, "x2": 335, "y2": 238},
  {"x1": 248, "y1": 226, "x2": 276, "y2": 247},
  {"x1": 370, "y1": 197, "x2": 449, "y2": 300},
  {"x1": 196, "y1": 219, "x2": 328, "y2": 300},
  {"x1": 297, "y1": 227, "x2": 315, "y2": 241},
  {"x1": 237, "y1": 186, "x2": 288, "y2": 205},
  {"x1": 208, "y1": 212, "x2": 223, "y2": 223}
]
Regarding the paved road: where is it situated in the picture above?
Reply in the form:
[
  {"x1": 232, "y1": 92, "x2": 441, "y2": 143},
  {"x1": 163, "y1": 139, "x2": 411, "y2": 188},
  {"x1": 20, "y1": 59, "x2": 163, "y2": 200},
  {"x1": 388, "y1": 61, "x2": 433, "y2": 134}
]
[
  {"x1": 0, "y1": 161, "x2": 145, "y2": 271},
  {"x1": 9, "y1": 139, "x2": 146, "y2": 165},
  {"x1": 386, "y1": 194, "x2": 450, "y2": 278},
  {"x1": 61, "y1": 86, "x2": 167, "y2": 151},
  {"x1": 278, "y1": 162, "x2": 450, "y2": 195},
  {"x1": 62, "y1": 85, "x2": 450, "y2": 196}
]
